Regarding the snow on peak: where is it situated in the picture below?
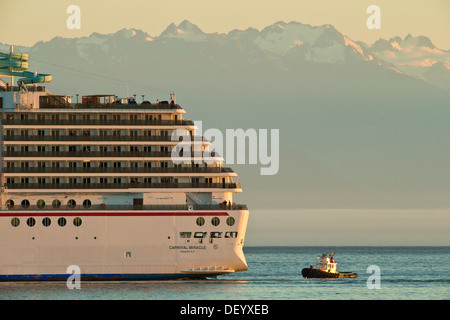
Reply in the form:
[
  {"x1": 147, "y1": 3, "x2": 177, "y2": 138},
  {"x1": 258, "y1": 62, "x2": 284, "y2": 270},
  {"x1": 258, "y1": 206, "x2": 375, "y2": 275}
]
[
  {"x1": 159, "y1": 20, "x2": 207, "y2": 42},
  {"x1": 370, "y1": 34, "x2": 449, "y2": 71},
  {"x1": 252, "y1": 21, "x2": 372, "y2": 63}
]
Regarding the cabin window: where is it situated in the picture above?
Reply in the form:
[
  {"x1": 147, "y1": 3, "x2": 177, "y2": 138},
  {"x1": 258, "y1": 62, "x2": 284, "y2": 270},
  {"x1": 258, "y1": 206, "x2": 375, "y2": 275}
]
[
  {"x1": 67, "y1": 199, "x2": 76, "y2": 209},
  {"x1": 42, "y1": 217, "x2": 51, "y2": 227},
  {"x1": 6, "y1": 199, "x2": 14, "y2": 209},
  {"x1": 210, "y1": 232, "x2": 222, "y2": 238},
  {"x1": 73, "y1": 217, "x2": 82, "y2": 227},
  {"x1": 37, "y1": 199, "x2": 46, "y2": 209},
  {"x1": 21, "y1": 199, "x2": 30, "y2": 209},
  {"x1": 196, "y1": 217, "x2": 205, "y2": 226},
  {"x1": 52, "y1": 200, "x2": 61, "y2": 208},
  {"x1": 211, "y1": 217, "x2": 220, "y2": 226},
  {"x1": 11, "y1": 217, "x2": 20, "y2": 227},
  {"x1": 194, "y1": 232, "x2": 207, "y2": 238},
  {"x1": 225, "y1": 232, "x2": 238, "y2": 238},
  {"x1": 179, "y1": 232, "x2": 192, "y2": 238},
  {"x1": 226, "y1": 217, "x2": 235, "y2": 226},
  {"x1": 58, "y1": 217, "x2": 67, "y2": 227},
  {"x1": 27, "y1": 217, "x2": 36, "y2": 227},
  {"x1": 83, "y1": 199, "x2": 92, "y2": 209}
]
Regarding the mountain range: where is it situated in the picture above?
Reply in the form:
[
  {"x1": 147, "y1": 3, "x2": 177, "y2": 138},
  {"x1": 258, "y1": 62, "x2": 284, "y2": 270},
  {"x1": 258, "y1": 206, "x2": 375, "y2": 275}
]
[{"x1": 1, "y1": 20, "x2": 449, "y2": 211}]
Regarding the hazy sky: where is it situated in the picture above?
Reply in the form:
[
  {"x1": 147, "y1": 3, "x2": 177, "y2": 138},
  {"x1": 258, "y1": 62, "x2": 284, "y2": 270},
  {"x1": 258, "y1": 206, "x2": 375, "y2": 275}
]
[{"x1": 1, "y1": 0, "x2": 449, "y2": 49}]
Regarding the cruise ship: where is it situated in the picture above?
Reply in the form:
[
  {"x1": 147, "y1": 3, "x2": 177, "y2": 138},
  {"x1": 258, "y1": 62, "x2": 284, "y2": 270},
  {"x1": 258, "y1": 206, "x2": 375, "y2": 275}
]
[{"x1": 0, "y1": 48, "x2": 249, "y2": 281}]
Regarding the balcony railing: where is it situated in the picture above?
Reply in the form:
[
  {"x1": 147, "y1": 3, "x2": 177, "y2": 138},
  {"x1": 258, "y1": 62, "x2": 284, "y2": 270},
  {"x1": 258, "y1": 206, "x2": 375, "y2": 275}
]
[
  {"x1": 4, "y1": 182, "x2": 241, "y2": 190},
  {"x1": 3, "y1": 135, "x2": 204, "y2": 142},
  {"x1": 2, "y1": 119, "x2": 193, "y2": 126},
  {"x1": 1, "y1": 203, "x2": 248, "y2": 211},
  {"x1": 3, "y1": 167, "x2": 234, "y2": 174},
  {"x1": 40, "y1": 103, "x2": 183, "y2": 110},
  {"x1": 4, "y1": 151, "x2": 173, "y2": 158}
]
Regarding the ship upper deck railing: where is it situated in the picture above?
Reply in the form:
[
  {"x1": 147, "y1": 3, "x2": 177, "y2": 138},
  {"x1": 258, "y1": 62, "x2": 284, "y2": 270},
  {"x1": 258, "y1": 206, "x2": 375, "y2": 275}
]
[
  {"x1": 3, "y1": 151, "x2": 219, "y2": 158},
  {"x1": 46, "y1": 103, "x2": 184, "y2": 110},
  {"x1": 0, "y1": 86, "x2": 46, "y2": 92},
  {"x1": 3, "y1": 167, "x2": 235, "y2": 174},
  {"x1": 2, "y1": 119, "x2": 193, "y2": 126},
  {"x1": 0, "y1": 203, "x2": 248, "y2": 211},
  {"x1": 3, "y1": 135, "x2": 206, "y2": 142},
  {"x1": 4, "y1": 182, "x2": 241, "y2": 190}
]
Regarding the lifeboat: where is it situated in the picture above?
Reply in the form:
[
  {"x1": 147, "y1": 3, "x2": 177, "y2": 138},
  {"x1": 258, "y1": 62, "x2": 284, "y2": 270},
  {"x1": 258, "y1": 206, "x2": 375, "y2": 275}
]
[{"x1": 301, "y1": 252, "x2": 357, "y2": 279}]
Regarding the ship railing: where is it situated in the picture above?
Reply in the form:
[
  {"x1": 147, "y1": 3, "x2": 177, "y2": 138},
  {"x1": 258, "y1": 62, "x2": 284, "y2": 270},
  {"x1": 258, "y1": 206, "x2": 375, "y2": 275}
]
[
  {"x1": 0, "y1": 203, "x2": 248, "y2": 211},
  {"x1": 0, "y1": 86, "x2": 46, "y2": 92},
  {"x1": 4, "y1": 151, "x2": 173, "y2": 158},
  {"x1": 4, "y1": 151, "x2": 223, "y2": 158},
  {"x1": 3, "y1": 135, "x2": 206, "y2": 142},
  {"x1": 3, "y1": 167, "x2": 234, "y2": 174},
  {"x1": 39, "y1": 102, "x2": 182, "y2": 110},
  {"x1": 4, "y1": 182, "x2": 241, "y2": 190},
  {"x1": 2, "y1": 119, "x2": 194, "y2": 126}
]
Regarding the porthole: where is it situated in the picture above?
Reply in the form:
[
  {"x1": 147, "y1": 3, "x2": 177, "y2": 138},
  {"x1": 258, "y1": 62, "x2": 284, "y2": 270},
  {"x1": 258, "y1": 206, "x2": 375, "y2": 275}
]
[
  {"x1": 27, "y1": 217, "x2": 36, "y2": 227},
  {"x1": 73, "y1": 217, "x2": 82, "y2": 227},
  {"x1": 196, "y1": 217, "x2": 205, "y2": 226},
  {"x1": 37, "y1": 199, "x2": 46, "y2": 209},
  {"x1": 67, "y1": 199, "x2": 76, "y2": 209},
  {"x1": 58, "y1": 217, "x2": 67, "y2": 227},
  {"x1": 211, "y1": 217, "x2": 220, "y2": 226},
  {"x1": 83, "y1": 199, "x2": 92, "y2": 209},
  {"x1": 21, "y1": 199, "x2": 30, "y2": 209},
  {"x1": 52, "y1": 199, "x2": 61, "y2": 209},
  {"x1": 11, "y1": 217, "x2": 20, "y2": 227},
  {"x1": 6, "y1": 199, "x2": 14, "y2": 209},
  {"x1": 226, "y1": 217, "x2": 235, "y2": 226},
  {"x1": 42, "y1": 217, "x2": 51, "y2": 227}
]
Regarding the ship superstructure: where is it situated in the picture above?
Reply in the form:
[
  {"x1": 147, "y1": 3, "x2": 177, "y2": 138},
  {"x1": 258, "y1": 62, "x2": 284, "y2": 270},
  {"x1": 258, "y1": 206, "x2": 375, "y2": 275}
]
[{"x1": 0, "y1": 48, "x2": 249, "y2": 280}]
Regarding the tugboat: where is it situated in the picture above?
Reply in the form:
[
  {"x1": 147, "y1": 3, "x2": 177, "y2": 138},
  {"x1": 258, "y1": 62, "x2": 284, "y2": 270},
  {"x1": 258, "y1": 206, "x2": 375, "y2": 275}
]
[{"x1": 302, "y1": 252, "x2": 357, "y2": 279}]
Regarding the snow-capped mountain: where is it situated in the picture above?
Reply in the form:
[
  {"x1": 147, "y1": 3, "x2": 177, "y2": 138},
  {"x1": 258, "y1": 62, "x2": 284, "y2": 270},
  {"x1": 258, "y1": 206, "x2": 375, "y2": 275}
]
[
  {"x1": 368, "y1": 34, "x2": 450, "y2": 88},
  {"x1": 3, "y1": 20, "x2": 447, "y2": 89},
  {"x1": 158, "y1": 20, "x2": 210, "y2": 42}
]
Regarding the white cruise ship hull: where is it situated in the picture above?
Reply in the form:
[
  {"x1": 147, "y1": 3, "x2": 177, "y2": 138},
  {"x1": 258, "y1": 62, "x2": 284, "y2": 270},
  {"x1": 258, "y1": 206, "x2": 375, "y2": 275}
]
[{"x1": 0, "y1": 209, "x2": 249, "y2": 281}]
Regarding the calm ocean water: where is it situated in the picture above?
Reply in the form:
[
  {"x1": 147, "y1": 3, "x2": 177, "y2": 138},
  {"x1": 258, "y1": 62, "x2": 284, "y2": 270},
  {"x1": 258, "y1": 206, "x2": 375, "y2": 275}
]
[{"x1": 0, "y1": 246, "x2": 448, "y2": 301}]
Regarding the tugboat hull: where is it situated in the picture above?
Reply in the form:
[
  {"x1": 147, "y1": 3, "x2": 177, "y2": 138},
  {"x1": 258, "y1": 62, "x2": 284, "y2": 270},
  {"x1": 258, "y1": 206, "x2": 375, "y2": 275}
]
[{"x1": 302, "y1": 268, "x2": 357, "y2": 279}]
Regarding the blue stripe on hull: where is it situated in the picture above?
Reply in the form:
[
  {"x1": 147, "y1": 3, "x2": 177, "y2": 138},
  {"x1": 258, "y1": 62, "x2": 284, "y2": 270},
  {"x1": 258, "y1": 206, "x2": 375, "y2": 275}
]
[{"x1": 0, "y1": 273, "x2": 212, "y2": 281}]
